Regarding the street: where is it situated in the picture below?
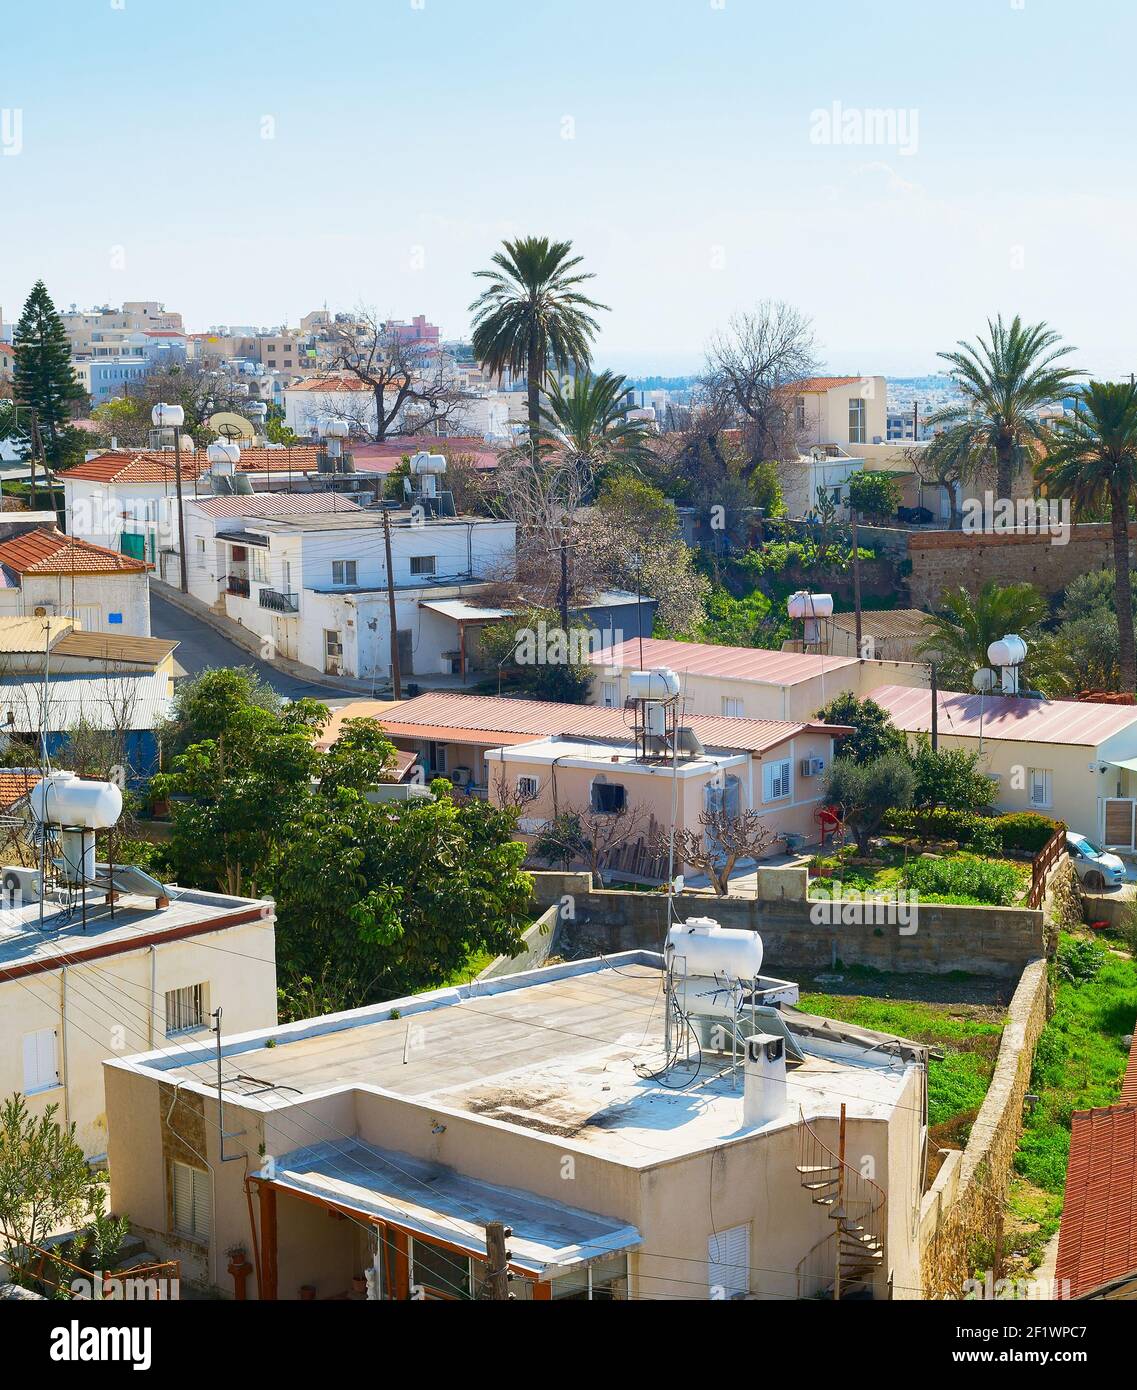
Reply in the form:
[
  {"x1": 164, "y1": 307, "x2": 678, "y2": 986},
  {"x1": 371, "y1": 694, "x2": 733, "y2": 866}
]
[{"x1": 150, "y1": 591, "x2": 352, "y2": 700}]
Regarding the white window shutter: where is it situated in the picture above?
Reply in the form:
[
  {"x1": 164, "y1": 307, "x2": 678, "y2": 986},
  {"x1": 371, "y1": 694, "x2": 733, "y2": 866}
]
[
  {"x1": 708, "y1": 1224, "x2": 750, "y2": 1299},
  {"x1": 23, "y1": 1029, "x2": 57, "y2": 1093},
  {"x1": 192, "y1": 1168, "x2": 211, "y2": 1240},
  {"x1": 172, "y1": 1161, "x2": 193, "y2": 1232}
]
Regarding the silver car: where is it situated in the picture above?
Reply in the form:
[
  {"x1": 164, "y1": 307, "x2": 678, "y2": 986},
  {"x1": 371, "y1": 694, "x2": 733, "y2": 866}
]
[{"x1": 1066, "y1": 832, "x2": 1127, "y2": 890}]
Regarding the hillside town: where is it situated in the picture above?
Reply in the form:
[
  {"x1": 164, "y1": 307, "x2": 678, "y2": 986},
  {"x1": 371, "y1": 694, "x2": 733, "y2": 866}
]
[{"x1": 1, "y1": 0, "x2": 1133, "y2": 1366}]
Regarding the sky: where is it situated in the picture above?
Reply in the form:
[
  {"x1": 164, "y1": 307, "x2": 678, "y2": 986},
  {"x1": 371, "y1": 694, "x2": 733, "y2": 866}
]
[{"x1": 2, "y1": 0, "x2": 1136, "y2": 377}]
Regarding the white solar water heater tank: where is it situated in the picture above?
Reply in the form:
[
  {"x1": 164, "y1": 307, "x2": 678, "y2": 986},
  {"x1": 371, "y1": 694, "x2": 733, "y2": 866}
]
[
  {"x1": 786, "y1": 591, "x2": 834, "y2": 621},
  {"x1": 29, "y1": 772, "x2": 123, "y2": 830},
  {"x1": 627, "y1": 668, "x2": 680, "y2": 700},
  {"x1": 667, "y1": 918, "x2": 764, "y2": 979}
]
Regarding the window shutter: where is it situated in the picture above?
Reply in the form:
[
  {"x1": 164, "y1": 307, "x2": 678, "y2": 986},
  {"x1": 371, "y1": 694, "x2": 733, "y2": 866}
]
[
  {"x1": 708, "y1": 1223, "x2": 750, "y2": 1299},
  {"x1": 172, "y1": 1161, "x2": 193, "y2": 1233},
  {"x1": 192, "y1": 1168, "x2": 212, "y2": 1240},
  {"x1": 23, "y1": 1029, "x2": 57, "y2": 1092}
]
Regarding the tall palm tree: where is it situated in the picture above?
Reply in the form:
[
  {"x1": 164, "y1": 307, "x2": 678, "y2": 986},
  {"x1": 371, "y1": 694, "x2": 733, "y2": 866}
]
[
  {"x1": 929, "y1": 315, "x2": 1081, "y2": 499},
  {"x1": 470, "y1": 236, "x2": 608, "y2": 444},
  {"x1": 538, "y1": 369, "x2": 654, "y2": 499},
  {"x1": 915, "y1": 580, "x2": 1068, "y2": 694},
  {"x1": 1036, "y1": 380, "x2": 1137, "y2": 692}
]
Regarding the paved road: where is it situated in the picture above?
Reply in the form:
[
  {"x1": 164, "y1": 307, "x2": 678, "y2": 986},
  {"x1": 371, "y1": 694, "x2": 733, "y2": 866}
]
[{"x1": 150, "y1": 592, "x2": 352, "y2": 700}]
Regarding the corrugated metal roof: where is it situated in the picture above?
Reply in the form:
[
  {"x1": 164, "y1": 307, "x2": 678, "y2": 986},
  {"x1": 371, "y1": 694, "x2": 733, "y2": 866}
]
[
  {"x1": 866, "y1": 684, "x2": 1137, "y2": 747},
  {"x1": 51, "y1": 631, "x2": 178, "y2": 666},
  {"x1": 593, "y1": 637, "x2": 859, "y2": 687},
  {"x1": 319, "y1": 691, "x2": 839, "y2": 756},
  {"x1": 1122, "y1": 1032, "x2": 1137, "y2": 1107},
  {"x1": 0, "y1": 671, "x2": 172, "y2": 733},
  {"x1": 1056, "y1": 1104, "x2": 1137, "y2": 1298},
  {"x1": 190, "y1": 493, "x2": 365, "y2": 519},
  {"x1": 0, "y1": 616, "x2": 75, "y2": 652},
  {"x1": 830, "y1": 609, "x2": 934, "y2": 640}
]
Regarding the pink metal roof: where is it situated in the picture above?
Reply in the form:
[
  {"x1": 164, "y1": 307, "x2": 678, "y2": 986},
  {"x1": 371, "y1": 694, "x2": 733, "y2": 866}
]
[
  {"x1": 319, "y1": 691, "x2": 842, "y2": 756},
  {"x1": 866, "y1": 684, "x2": 1137, "y2": 747},
  {"x1": 191, "y1": 493, "x2": 364, "y2": 518},
  {"x1": 593, "y1": 637, "x2": 858, "y2": 687}
]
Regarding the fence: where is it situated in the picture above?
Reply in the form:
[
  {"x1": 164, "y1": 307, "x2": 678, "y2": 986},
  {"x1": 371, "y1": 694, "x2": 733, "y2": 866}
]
[{"x1": 1028, "y1": 828, "x2": 1066, "y2": 909}]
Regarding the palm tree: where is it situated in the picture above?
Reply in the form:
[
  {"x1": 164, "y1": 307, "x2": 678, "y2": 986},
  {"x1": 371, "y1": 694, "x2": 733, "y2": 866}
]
[
  {"x1": 470, "y1": 236, "x2": 608, "y2": 443},
  {"x1": 915, "y1": 580, "x2": 1068, "y2": 694},
  {"x1": 1036, "y1": 381, "x2": 1137, "y2": 692},
  {"x1": 929, "y1": 315, "x2": 1080, "y2": 499},
  {"x1": 538, "y1": 369, "x2": 654, "y2": 499}
]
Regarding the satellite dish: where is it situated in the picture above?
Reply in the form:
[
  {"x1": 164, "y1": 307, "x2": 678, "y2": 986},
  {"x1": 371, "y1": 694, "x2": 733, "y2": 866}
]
[
  {"x1": 208, "y1": 411, "x2": 256, "y2": 442},
  {"x1": 972, "y1": 668, "x2": 997, "y2": 693}
]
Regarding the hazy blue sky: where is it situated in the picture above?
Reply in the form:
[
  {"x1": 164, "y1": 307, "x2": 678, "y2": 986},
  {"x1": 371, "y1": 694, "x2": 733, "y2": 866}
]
[{"x1": 2, "y1": 0, "x2": 1135, "y2": 376}]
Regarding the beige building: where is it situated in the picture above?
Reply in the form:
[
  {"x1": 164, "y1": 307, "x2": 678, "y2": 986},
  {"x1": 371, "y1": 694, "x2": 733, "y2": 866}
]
[
  {"x1": 1, "y1": 880, "x2": 278, "y2": 1159},
  {"x1": 593, "y1": 637, "x2": 929, "y2": 724},
  {"x1": 104, "y1": 952, "x2": 929, "y2": 1300},
  {"x1": 867, "y1": 683, "x2": 1137, "y2": 846}
]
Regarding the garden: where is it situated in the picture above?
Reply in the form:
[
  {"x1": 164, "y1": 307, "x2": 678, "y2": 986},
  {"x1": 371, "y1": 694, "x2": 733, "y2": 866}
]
[{"x1": 807, "y1": 838, "x2": 1032, "y2": 908}]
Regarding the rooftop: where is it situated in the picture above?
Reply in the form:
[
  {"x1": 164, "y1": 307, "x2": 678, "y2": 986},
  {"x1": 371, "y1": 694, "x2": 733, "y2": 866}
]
[
  {"x1": 0, "y1": 885, "x2": 270, "y2": 977},
  {"x1": 190, "y1": 492, "x2": 365, "y2": 520},
  {"x1": 594, "y1": 636, "x2": 859, "y2": 687},
  {"x1": 1055, "y1": 1104, "x2": 1137, "y2": 1299},
  {"x1": 865, "y1": 684, "x2": 1137, "y2": 747},
  {"x1": 0, "y1": 615, "x2": 75, "y2": 653},
  {"x1": 485, "y1": 734, "x2": 746, "y2": 775},
  {"x1": 125, "y1": 956, "x2": 920, "y2": 1170},
  {"x1": 64, "y1": 448, "x2": 323, "y2": 484},
  {"x1": 0, "y1": 528, "x2": 148, "y2": 577},
  {"x1": 318, "y1": 691, "x2": 846, "y2": 756},
  {"x1": 50, "y1": 631, "x2": 179, "y2": 667}
]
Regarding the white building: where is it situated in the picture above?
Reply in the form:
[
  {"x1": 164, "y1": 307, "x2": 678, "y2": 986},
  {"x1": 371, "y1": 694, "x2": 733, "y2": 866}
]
[
  {"x1": 183, "y1": 502, "x2": 516, "y2": 681},
  {"x1": 282, "y1": 376, "x2": 509, "y2": 441},
  {"x1": 0, "y1": 526, "x2": 151, "y2": 635}
]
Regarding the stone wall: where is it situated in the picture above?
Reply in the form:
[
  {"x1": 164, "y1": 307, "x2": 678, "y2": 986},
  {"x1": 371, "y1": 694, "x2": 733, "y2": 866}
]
[
  {"x1": 907, "y1": 523, "x2": 1130, "y2": 609},
  {"x1": 531, "y1": 872, "x2": 1045, "y2": 978},
  {"x1": 918, "y1": 956, "x2": 1051, "y2": 1298}
]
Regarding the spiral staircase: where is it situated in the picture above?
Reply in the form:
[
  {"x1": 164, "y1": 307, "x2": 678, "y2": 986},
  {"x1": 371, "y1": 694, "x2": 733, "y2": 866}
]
[{"x1": 795, "y1": 1104, "x2": 886, "y2": 1299}]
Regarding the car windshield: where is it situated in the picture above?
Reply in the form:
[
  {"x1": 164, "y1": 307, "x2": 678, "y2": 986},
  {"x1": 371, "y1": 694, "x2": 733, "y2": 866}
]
[{"x1": 1070, "y1": 835, "x2": 1102, "y2": 857}]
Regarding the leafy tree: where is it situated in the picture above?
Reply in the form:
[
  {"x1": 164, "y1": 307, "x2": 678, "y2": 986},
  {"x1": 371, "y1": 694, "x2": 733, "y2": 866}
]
[
  {"x1": 927, "y1": 315, "x2": 1080, "y2": 499},
  {"x1": 320, "y1": 717, "x2": 397, "y2": 794},
  {"x1": 539, "y1": 369, "x2": 654, "y2": 499},
  {"x1": 264, "y1": 402, "x2": 301, "y2": 445},
  {"x1": 275, "y1": 781, "x2": 531, "y2": 999},
  {"x1": 586, "y1": 475, "x2": 709, "y2": 635},
  {"x1": 915, "y1": 580, "x2": 1058, "y2": 694},
  {"x1": 1054, "y1": 570, "x2": 1134, "y2": 692},
  {"x1": 847, "y1": 469, "x2": 901, "y2": 522},
  {"x1": 0, "y1": 1096, "x2": 99, "y2": 1269},
  {"x1": 470, "y1": 236, "x2": 608, "y2": 440},
  {"x1": 815, "y1": 692, "x2": 907, "y2": 765},
  {"x1": 907, "y1": 734, "x2": 996, "y2": 812},
  {"x1": 479, "y1": 605, "x2": 594, "y2": 702},
  {"x1": 161, "y1": 667, "x2": 284, "y2": 756},
  {"x1": 823, "y1": 752, "x2": 915, "y2": 855},
  {"x1": 12, "y1": 280, "x2": 87, "y2": 468},
  {"x1": 1036, "y1": 380, "x2": 1137, "y2": 691}
]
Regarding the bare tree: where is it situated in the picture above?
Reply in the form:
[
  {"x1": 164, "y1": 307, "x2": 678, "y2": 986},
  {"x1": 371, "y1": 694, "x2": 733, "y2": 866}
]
[
  {"x1": 490, "y1": 767, "x2": 539, "y2": 814},
  {"x1": 703, "y1": 300, "x2": 819, "y2": 464},
  {"x1": 654, "y1": 806, "x2": 777, "y2": 896},
  {"x1": 908, "y1": 434, "x2": 987, "y2": 530},
  {"x1": 322, "y1": 308, "x2": 476, "y2": 441},
  {"x1": 533, "y1": 800, "x2": 651, "y2": 882}
]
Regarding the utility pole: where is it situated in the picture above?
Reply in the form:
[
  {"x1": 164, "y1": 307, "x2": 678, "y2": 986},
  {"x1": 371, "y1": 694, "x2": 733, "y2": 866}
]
[
  {"x1": 483, "y1": 1223, "x2": 511, "y2": 1300},
  {"x1": 850, "y1": 503, "x2": 863, "y2": 655},
  {"x1": 930, "y1": 662, "x2": 939, "y2": 751},
  {"x1": 382, "y1": 503, "x2": 402, "y2": 699},
  {"x1": 173, "y1": 423, "x2": 189, "y2": 593},
  {"x1": 558, "y1": 530, "x2": 569, "y2": 635}
]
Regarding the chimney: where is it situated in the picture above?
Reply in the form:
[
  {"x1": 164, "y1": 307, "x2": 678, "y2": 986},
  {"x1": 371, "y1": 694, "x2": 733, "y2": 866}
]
[{"x1": 743, "y1": 1033, "x2": 787, "y2": 1127}]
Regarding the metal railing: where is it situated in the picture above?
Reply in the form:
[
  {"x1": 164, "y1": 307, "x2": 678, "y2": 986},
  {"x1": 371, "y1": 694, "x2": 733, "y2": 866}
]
[
  {"x1": 1029, "y1": 826, "x2": 1067, "y2": 909},
  {"x1": 12, "y1": 1243, "x2": 181, "y2": 1300},
  {"x1": 227, "y1": 574, "x2": 251, "y2": 598},
  {"x1": 259, "y1": 587, "x2": 299, "y2": 613},
  {"x1": 795, "y1": 1107, "x2": 886, "y2": 1300}
]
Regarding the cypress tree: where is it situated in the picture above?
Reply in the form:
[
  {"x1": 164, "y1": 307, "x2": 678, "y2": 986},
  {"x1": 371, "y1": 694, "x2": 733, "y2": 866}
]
[{"x1": 13, "y1": 280, "x2": 86, "y2": 468}]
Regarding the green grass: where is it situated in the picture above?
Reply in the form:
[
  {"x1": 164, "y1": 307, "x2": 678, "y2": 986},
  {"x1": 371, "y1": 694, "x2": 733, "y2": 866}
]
[
  {"x1": 796, "y1": 991, "x2": 1004, "y2": 1127},
  {"x1": 1013, "y1": 933, "x2": 1137, "y2": 1193},
  {"x1": 808, "y1": 840, "x2": 1029, "y2": 907}
]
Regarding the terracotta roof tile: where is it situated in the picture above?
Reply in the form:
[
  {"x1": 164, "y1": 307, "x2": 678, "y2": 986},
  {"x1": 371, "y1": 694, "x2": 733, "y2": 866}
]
[
  {"x1": 64, "y1": 448, "x2": 323, "y2": 484},
  {"x1": 1056, "y1": 1104, "x2": 1137, "y2": 1298},
  {"x1": 0, "y1": 768, "x2": 40, "y2": 812},
  {"x1": 790, "y1": 376, "x2": 867, "y2": 392},
  {"x1": 0, "y1": 528, "x2": 148, "y2": 576}
]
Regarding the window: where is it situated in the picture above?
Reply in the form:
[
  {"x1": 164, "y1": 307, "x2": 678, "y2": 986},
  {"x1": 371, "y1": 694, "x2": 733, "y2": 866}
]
[
  {"x1": 22, "y1": 1028, "x2": 58, "y2": 1094},
  {"x1": 171, "y1": 1160, "x2": 211, "y2": 1240},
  {"x1": 250, "y1": 547, "x2": 269, "y2": 583},
  {"x1": 165, "y1": 983, "x2": 206, "y2": 1036},
  {"x1": 601, "y1": 681, "x2": 619, "y2": 708},
  {"x1": 549, "y1": 1252, "x2": 629, "y2": 1300},
  {"x1": 721, "y1": 697, "x2": 745, "y2": 718},
  {"x1": 795, "y1": 396, "x2": 806, "y2": 431},
  {"x1": 409, "y1": 1238, "x2": 472, "y2": 1299},
  {"x1": 848, "y1": 397, "x2": 866, "y2": 444},
  {"x1": 410, "y1": 555, "x2": 437, "y2": 576},
  {"x1": 591, "y1": 779, "x2": 626, "y2": 815},
  {"x1": 708, "y1": 1224, "x2": 750, "y2": 1300},
  {"x1": 1028, "y1": 768, "x2": 1053, "y2": 808},
  {"x1": 332, "y1": 559, "x2": 357, "y2": 586},
  {"x1": 763, "y1": 759, "x2": 791, "y2": 802},
  {"x1": 517, "y1": 775, "x2": 540, "y2": 800}
]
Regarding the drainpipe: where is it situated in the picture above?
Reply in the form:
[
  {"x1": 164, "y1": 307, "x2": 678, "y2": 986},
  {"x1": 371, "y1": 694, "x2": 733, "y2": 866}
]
[
  {"x1": 59, "y1": 966, "x2": 70, "y2": 1129},
  {"x1": 149, "y1": 944, "x2": 157, "y2": 1047}
]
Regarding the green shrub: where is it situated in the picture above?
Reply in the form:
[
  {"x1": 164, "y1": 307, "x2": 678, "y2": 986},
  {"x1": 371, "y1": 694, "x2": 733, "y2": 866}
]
[
  {"x1": 902, "y1": 855, "x2": 1023, "y2": 906},
  {"x1": 881, "y1": 807, "x2": 1062, "y2": 855},
  {"x1": 996, "y1": 812, "x2": 1065, "y2": 853},
  {"x1": 1057, "y1": 937, "x2": 1107, "y2": 984}
]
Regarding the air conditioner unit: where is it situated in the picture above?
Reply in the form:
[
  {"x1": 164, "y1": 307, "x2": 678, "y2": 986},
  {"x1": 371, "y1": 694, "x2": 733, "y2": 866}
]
[
  {"x1": 799, "y1": 756, "x2": 826, "y2": 777},
  {"x1": 451, "y1": 766, "x2": 472, "y2": 787},
  {"x1": 2, "y1": 866, "x2": 42, "y2": 905}
]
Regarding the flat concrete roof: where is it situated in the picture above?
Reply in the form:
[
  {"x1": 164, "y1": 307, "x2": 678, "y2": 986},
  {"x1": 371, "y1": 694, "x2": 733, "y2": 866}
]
[
  {"x1": 137, "y1": 958, "x2": 918, "y2": 1169},
  {"x1": 0, "y1": 886, "x2": 270, "y2": 976}
]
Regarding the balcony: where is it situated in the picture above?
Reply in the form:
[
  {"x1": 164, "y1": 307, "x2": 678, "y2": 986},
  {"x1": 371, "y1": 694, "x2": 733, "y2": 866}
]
[
  {"x1": 227, "y1": 574, "x2": 251, "y2": 598},
  {"x1": 259, "y1": 587, "x2": 299, "y2": 614}
]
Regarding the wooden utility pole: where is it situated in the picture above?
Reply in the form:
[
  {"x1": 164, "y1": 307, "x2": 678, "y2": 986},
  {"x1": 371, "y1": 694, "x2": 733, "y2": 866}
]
[
  {"x1": 173, "y1": 424, "x2": 189, "y2": 593},
  {"x1": 483, "y1": 1222, "x2": 511, "y2": 1300},
  {"x1": 930, "y1": 662, "x2": 939, "y2": 751},
  {"x1": 382, "y1": 504, "x2": 402, "y2": 698},
  {"x1": 850, "y1": 505, "x2": 863, "y2": 655}
]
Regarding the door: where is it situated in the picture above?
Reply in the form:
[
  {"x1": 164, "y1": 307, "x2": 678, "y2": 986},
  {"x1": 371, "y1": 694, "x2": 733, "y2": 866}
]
[
  {"x1": 75, "y1": 604, "x2": 102, "y2": 633},
  {"x1": 397, "y1": 629, "x2": 413, "y2": 678},
  {"x1": 324, "y1": 628, "x2": 343, "y2": 675},
  {"x1": 1102, "y1": 798, "x2": 1136, "y2": 850},
  {"x1": 273, "y1": 614, "x2": 297, "y2": 661}
]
